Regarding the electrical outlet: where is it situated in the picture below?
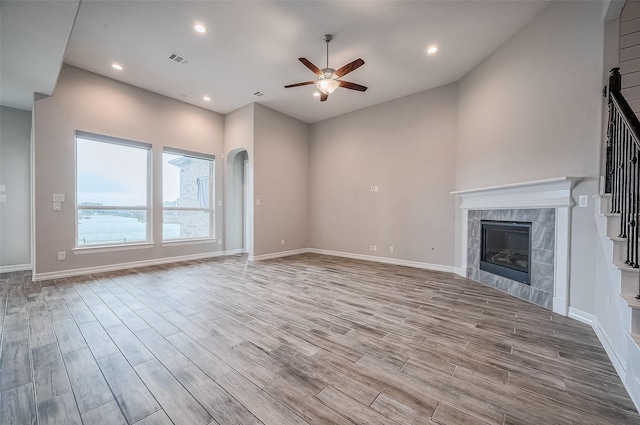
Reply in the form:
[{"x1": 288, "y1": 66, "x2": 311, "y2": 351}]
[
  {"x1": 281, "y1": 239, "x2": 285, "y2": 245},
  {"x1": 0, "y1": 195, "x2": 6, "y2": 203},
  {"x1": 0, "y1": 185, "x2": 5, "y2": 192},
  {"x1": 57, "y1": 251, "x2": 66, "y2": 260},
  {"x1": 390, "y1": 246, "x2": 394, "y2": 253},
  {"x1": 368, "y1": 245, "x2": 373, "y2": 251},
  {"x1": 218, "y1": 200, "x2": 222, "y2": 207},
  {"x1": 372, "y1": 245, "x2": 377, "y2": 252},
  {"x1": 256, "y1": 199, "x2": 261, "y2": 206},
  {"x1": 374, "y1": 186, "x2": 379, "y2": 192},
  {"x1": 218, "y1": 239, "x2": 222, "y2": 245},
  {"x1": 53, "y1": 202, "x2": 61, "y2": 211}
]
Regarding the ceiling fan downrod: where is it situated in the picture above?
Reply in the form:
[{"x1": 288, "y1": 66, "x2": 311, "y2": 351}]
[{"x1": 324, "y1": 34, "x2": 332, "y2": 70}]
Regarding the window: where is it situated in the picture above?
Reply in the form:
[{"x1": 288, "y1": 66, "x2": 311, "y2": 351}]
[
  {"x1": 162, "y1": 148, "x2": 214, "y2": 241},
  {"x1": 75, "y1": 131, "x2": 151, "y2": 247}
]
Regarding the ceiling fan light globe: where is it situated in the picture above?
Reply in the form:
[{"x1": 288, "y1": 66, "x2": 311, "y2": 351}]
[{"x1": 315, "y1": 78, "x2": 339, "y2": 94}]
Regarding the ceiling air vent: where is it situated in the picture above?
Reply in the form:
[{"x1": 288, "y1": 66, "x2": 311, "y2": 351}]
[
  {"x1": 169, "y1": 52, "x2": 190, "y2": 65},
  {"x1": 254, "y1": 91, "x2": 264, "y2": 97}
]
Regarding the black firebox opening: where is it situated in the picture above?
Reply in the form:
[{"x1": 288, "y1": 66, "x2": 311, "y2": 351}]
[{"x1": 480, "y1": 220, "x2": 532, "y2": 284}]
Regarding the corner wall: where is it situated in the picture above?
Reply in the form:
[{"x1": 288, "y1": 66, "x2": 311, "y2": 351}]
[
  {"x1": 0, "y1": 106, "x2": 32, "y2": 271},
  {"x1": 309, "y1": 84, "x2": 458, "y2": 268},
  {"x1": 33, "y1": 65, "x2": 225, "y2": 278},
  {"x1": 454, "y1": 0, "x2": 605, "y2": 313},
  {"x1": 253, "y1": 103, "x2": 309, "y2": 257}
]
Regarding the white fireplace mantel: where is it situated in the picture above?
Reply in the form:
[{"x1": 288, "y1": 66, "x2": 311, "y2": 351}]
[{"x1": 451, "y1": 177, "x2": 582, "y2": 316}]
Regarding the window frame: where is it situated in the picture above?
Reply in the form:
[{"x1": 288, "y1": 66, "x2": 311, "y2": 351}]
[
  {"x1": 161, "y1": 147, "x2": 215, "y2": 243},
  {"x1": 74, "y1": 131, "x2": 153, "y2": 251}
]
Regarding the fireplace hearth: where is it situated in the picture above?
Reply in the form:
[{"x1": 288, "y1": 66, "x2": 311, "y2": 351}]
[{"x1": 480, "y1": 221, "x2": 532, "y2": 284}]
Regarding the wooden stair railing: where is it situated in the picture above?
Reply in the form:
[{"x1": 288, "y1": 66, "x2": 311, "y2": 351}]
[{"x1": 605, "y1": 67, "x2": 640, "y2": 299}]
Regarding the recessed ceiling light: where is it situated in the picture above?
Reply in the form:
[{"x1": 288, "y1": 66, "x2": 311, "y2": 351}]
[
  {"x1": 427, "y1": 46, "x2": 438, "y2": 55},
  {"x1": 194, "y1": 24, "x2": 206, "y2": 33},
  {"x1": 111, "y1": 63, "x2": 123, "y2": 70},
  {"x1": 313, "y1": 92, "x2": 320, "y2": 97},
  {"x1": 203, "y1": 96, "x2": 210, "y2": 101}
]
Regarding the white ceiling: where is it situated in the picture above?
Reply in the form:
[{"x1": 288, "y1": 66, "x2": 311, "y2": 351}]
[
  {"x1": 3, "y1": 1, "x2": 551, "y2": 123},
  {"x1": 0, "y1": 0, "x2": 79, "y2": 111}
]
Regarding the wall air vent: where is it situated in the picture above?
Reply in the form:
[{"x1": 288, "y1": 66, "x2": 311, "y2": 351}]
[
  {"x1": 254, "y1": 92, "x2": 264, "y2": 97},
  {"x1": 169, "y1": 52, "x2": 190, "y2": 65}
]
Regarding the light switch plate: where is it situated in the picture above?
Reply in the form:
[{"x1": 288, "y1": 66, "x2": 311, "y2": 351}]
[
  {"x1": 0, "y1": 185, "x2": 5, "y2": 192},
  {"x1": 0, "y1": 195, "x2": 6, "y2": 203},
  {"x1": 53, "y1": 194, "x2": 65, "y2": 203}
]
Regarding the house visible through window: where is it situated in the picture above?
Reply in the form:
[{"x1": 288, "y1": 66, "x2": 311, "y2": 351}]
[
  {"x1": 75, "y1": 131, "x2": 151, "y2": 247},
  {"x1": 163, "y1": 149, "x2": 214, "y2": 240}
]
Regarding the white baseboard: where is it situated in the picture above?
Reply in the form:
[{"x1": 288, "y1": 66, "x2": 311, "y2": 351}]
[
  {"x1": 249, "y1": 248, "x2": 309, "y2": 261},
  {"x1": 0, "y1": 263, "x2": 32, "y2": 273},
  {"x1": 308, "y1": 248, "x2": 454, "y2": 273},
  {"x1": 568, "y1": 306, "x2": 596, "y2": 325},
  {"x1": 32, "y1": 251, "x2": 229, "y2": 281},
  {"x1": 593, "y1": 319, "x2": 627, "y2": 378},
  {"x1": 453, "y1": 266, "x2": 466, "y2": 277},
  {"x1": 225, "y1": 248, "x2": 245, "y2": 255},
  {"x1": 569, "y1": 307, "x2": 626, "y2": 378}
]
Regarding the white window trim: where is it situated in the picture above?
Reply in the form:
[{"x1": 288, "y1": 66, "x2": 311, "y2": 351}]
[
  {"x1": 75, "y1": 131, "x2": 153, "y2": 250},
  {"x1": 72, "y1": 242, "x2": 155, "y2": 255},
  {"x1": 161, "y1": 238, "x2": 217, "y2": 247},
  {"x1": 162, "y1": 148, "x2": 215, "y2": 242}
]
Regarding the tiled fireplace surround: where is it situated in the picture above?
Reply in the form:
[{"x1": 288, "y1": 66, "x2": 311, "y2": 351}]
[
  {"x1": 453, "y1": 177, "x2": 580, "y2": 316},
  {"x1": 467, "y1": 208, "x2": 555, "y2": 309}
]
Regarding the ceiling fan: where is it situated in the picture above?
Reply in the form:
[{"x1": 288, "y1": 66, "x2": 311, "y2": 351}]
[{"x1": 284, "y1": 34, "x2": 367, "y2": 102}]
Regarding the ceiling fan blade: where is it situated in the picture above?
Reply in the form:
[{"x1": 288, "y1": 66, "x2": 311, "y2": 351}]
[
  {"x1": 320, "y1": 93, "x2": 328, "y2": 102},
  {"x1": 339, "y1": 80, "x2": 368, "y2": 92},
  {"x1": 284, "y1": 81, "x2": 315, "y2": 88},
  {"x1": 334, "y1": 59, "x2": 365, "y2": 78},
  {"x1": 299, "y1": 58, "x2": 323, "y2": 76}
]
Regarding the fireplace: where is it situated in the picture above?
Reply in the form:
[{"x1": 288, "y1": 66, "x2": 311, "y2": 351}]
[{"x1": 480, "y1": 220, "x2": 532, "y2": 284}]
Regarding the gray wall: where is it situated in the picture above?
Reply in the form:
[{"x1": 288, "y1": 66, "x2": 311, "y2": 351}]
[
  {"x1": 309, "y1": 84, "x2": 457, "y2": 266},
  {"x1": 253, "y1": 103, "x2": 309, "y2": 256},
  {"x1": 0, "y1": 106, "x2": 32, "y2": 270},
  {"x1": 224, "y1": 104, "x2": 254, "y2": 254},
  {"x1": 454, "y1": 0, "x2": 604, "y2": 313},
  {"x1": 33, "y1": 65, "x2": 225, "y2": 276}
]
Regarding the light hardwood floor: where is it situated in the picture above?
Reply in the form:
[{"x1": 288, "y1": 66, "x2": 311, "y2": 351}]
[{"x1": 1, "y1": 253, "x2": 638, "y2": 425}]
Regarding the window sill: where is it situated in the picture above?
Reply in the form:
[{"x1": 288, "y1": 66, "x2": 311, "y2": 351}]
[
  {"x1": 161, "y1": 238, "x2": 218, "y2": 247},
  {"x1": 73, "y1": 242, "x2": 155, "y2": 255}
]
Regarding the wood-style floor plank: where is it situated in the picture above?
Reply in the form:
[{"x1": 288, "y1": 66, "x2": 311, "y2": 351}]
[
  {"x1": 0, "y1": 255, "x2": 637, "y2": 425},
  {"x1": 31, "y1": 343, "x2": 71, "y2": 403},
  {"x1": 0, "y1": 383, "x2": 36, "y2": 425},
  {"x1": 134, "y1": 359, "x2": 212, "y2": 425},
  {"x1": 36, "y1": 391, "x2": 82, "y2": 425},
  {"x1": 97, "y1": 352, "x2": 160, "y2": 424},
  {"x1": 80, "y1": 400, "x2": 127, "y2": 425},
  {"x1": 62, "y1": 348, "x2": 114, "y2": 414},
  {"x1": 216, "y1": 371, "x2": 308, "y2": 425},
  {"x1": 175, "y1": 364, "x2": 262, "y2": 425}
]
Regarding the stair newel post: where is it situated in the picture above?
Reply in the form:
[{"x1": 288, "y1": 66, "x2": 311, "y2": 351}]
[{"x1": 607, "y1": 68, "x2": 621, "y2": 200}]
